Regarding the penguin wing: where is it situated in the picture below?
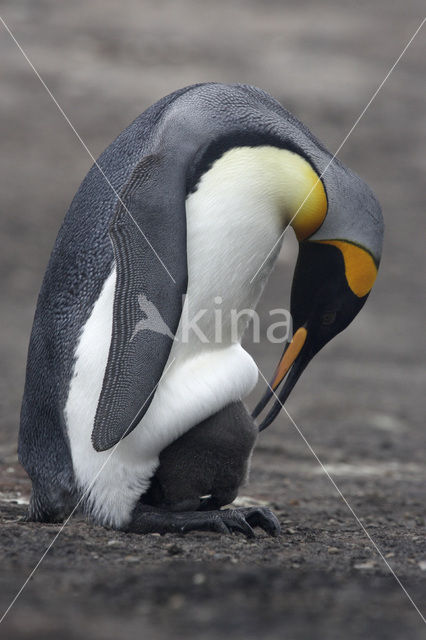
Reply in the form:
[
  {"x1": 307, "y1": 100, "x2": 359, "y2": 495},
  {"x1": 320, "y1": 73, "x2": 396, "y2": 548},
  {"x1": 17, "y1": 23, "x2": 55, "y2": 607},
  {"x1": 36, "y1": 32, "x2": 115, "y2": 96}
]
[{"x1": 92, "y1": 155, "x2": 188, "y2": 451}]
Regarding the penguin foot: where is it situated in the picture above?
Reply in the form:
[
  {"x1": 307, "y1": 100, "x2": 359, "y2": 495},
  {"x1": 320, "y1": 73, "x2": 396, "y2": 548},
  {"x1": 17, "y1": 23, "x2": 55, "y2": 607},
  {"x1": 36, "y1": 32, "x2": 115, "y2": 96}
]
[
  {"x1": 26, "y1": 484, "x2": 77, "y2": 523},
  {"x1": 126, "y1": 505, "x2": 280, "y2": 538}
]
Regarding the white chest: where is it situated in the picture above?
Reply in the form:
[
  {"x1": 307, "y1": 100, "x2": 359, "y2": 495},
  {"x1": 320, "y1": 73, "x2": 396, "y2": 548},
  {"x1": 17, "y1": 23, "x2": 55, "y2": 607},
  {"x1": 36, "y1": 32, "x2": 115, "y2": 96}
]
[{"x1": 175, "y1": 150, "x2": 285, "y2": 352}]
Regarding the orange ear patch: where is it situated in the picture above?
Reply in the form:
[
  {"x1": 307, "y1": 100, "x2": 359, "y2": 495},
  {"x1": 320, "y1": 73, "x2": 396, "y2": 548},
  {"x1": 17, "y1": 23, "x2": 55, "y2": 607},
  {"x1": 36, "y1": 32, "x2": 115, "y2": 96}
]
[{"x1": 318, "y1": 240, "x2": 378, "y2": 297}]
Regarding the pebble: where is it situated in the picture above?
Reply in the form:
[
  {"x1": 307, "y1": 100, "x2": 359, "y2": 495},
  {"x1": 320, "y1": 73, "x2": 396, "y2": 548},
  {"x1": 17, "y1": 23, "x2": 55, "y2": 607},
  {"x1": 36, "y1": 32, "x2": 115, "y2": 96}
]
[
  {"x1": 327, "y1": 547, "x2": 339, "y2": 554},
  {"x1": 124, "y1": 555, "x2": 140, "y2": 563},
  {"x1": 233, "y1": 496, "x2": 270, "y2": 507},
  {"x1": 354, "y1": 561, "x2": 375, "y2": 570},
  {"x1": 167, "y1": 544, "x2": 183, "y2": 556},
  {"x1": 418, "y1": 561, "x2": 426, "y2": 571},
  {"x1": 193, "y1": 573, "x2": 206, "y2": 585}
]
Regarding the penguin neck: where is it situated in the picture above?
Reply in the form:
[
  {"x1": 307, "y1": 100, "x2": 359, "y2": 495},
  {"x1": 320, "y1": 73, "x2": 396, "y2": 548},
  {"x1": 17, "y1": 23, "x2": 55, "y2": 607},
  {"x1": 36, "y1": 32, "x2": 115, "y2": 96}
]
[{"x1": 199, "y1": 145, "x2": 328, "y2": 239}]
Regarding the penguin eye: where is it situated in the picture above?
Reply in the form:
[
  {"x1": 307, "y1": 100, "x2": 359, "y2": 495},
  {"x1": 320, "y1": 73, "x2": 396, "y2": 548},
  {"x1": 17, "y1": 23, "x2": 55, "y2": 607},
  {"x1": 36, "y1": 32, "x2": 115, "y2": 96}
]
[{"x1": 321, "y1": 311, "x2": 337, "y2": 325}]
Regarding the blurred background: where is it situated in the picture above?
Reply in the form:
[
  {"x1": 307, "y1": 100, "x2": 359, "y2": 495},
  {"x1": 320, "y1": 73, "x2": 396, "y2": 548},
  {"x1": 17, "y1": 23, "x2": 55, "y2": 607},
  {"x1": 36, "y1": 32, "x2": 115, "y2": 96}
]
[{"x1": 0, "y1": 1, "x2": 425, "y2": 639}]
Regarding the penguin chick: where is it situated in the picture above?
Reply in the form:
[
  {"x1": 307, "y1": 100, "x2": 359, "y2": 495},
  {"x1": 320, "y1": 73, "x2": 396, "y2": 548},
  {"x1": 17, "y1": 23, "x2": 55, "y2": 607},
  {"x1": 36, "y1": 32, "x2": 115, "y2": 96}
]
[{"x1": 143, "y1": 402, "x2": 257, "y2": 512}]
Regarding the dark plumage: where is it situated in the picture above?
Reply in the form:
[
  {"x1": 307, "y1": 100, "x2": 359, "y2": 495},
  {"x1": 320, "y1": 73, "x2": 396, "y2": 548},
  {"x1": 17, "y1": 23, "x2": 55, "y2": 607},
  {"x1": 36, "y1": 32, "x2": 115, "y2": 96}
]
[{"x1": 143, "y1": 402, "x2": 257, "y2": 512}]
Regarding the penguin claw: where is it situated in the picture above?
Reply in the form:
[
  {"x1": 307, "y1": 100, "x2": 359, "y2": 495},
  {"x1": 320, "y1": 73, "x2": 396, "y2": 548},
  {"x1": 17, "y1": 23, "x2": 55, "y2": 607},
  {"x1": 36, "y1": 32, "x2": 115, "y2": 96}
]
[
  {"x1": 180, "y1": 513, "x2": 230, "y2": 535},
  {"x1": 218, "y1": 510, "x2": 256, "y2": 538},
  {"x1": 179, "y1": 511, "x2": 252, "y2": 536},
  {"x1": 178, "y1": 507, "x2": 280, "y2": 538},
  {"x1": 127, "y1": 505, "x2": 280, "y2": 537},
  {"x1": 236, "y1": 507, "x2": 281, "y2": 537}
]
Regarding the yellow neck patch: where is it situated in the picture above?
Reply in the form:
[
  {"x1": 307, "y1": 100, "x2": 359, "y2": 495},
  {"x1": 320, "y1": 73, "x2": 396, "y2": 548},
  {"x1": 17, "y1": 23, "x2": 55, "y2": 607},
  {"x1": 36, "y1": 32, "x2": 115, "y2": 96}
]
[
  {"x1": 205, "y1": 146, "x2": 328, "y2": 238},
  {"x1": 318, "y1": 240, "x2": 378, "y2": 297},
  {"x1": 284, "y1": 155, "x2": 328, "y2": 241}
]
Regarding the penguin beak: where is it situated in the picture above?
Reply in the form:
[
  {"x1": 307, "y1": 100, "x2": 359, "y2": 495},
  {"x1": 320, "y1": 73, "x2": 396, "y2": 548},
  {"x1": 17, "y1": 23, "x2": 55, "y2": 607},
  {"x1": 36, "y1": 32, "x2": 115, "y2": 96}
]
[{"x1": 252, "y1": 326, "x2": 310, "y2": 430}]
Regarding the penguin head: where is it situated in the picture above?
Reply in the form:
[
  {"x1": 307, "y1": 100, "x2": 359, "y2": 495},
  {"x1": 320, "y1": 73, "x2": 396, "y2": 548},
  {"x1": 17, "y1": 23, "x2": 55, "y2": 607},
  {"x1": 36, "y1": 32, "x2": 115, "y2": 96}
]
[{"x1": 254, "y1": 164, "x2": 384, "y2": 430}]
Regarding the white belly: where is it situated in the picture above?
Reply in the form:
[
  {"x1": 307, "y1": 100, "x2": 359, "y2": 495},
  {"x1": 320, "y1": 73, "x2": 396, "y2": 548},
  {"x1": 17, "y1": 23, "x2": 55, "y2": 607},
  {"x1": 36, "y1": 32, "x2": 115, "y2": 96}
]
[{"x1": 65, "y1": 152, "x2": 286, "y2": 528}]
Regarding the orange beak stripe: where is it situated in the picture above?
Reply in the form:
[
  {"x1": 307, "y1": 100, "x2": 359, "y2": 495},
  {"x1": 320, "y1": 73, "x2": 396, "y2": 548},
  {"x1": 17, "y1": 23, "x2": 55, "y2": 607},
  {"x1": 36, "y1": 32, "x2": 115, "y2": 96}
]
[{"x1": 271, "y1": 327, "x2": 308, "y2": 390}]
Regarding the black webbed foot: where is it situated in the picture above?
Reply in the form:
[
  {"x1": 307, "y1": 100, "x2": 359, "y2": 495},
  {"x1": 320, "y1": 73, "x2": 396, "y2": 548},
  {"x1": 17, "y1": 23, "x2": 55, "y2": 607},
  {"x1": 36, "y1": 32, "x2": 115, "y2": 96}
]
[
  {"x1": 235, "y1": 507, "x2": 281, "y2": 537},
  {"x1": 126, "y1": 504, "x2": 280, "y2": 538}
]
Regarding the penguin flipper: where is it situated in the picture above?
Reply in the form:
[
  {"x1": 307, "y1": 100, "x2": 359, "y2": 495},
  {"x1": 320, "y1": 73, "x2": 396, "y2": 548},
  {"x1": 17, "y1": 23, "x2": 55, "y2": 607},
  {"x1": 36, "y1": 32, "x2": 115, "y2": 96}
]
[{"x1": 92, "y1": 155, "x2": 188, "y2": 452}]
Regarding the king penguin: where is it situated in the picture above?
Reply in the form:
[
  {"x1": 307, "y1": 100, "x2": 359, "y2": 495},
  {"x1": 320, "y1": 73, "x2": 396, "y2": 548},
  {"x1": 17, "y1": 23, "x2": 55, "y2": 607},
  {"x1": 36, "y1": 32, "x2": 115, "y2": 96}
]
[{"x1": 19, "y1": 83, "x2": 383, "y2": 537}]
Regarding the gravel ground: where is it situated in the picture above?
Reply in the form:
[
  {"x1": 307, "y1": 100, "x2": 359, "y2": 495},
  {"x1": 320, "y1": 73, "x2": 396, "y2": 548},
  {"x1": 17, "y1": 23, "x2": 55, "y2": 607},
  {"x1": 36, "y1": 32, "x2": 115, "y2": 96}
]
[{"x1": 0, "y1": 1, "x2": 425, "y2": 638}]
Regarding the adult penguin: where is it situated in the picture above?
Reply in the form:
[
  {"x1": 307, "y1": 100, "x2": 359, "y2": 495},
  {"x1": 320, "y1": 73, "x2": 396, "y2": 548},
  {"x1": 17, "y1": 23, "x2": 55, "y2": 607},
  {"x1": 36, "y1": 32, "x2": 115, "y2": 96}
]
[{"x1": 19, "y1": 83, "x2": 383, "y2": 537}]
